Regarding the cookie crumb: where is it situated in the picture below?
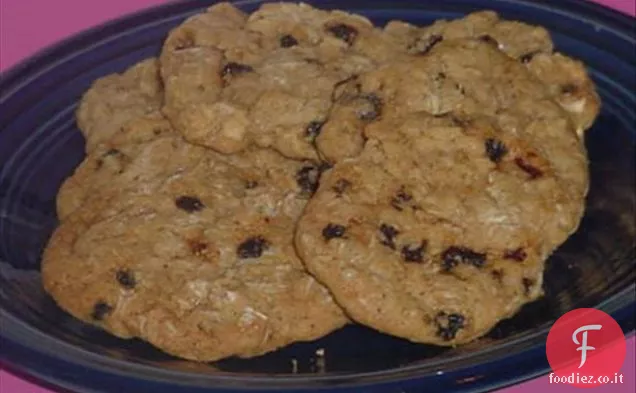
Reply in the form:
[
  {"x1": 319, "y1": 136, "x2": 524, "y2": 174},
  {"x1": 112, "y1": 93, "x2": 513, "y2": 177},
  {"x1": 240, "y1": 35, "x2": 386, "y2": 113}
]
[{"x1": 291, "y1": 358, "x2": 298, "y2": 374}]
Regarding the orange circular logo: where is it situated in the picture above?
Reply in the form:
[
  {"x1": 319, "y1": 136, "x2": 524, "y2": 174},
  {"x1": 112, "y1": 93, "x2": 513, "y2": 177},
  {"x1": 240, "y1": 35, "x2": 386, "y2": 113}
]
[{"x1": 546, "y1": 308, "x2": 626, "y2": 388}]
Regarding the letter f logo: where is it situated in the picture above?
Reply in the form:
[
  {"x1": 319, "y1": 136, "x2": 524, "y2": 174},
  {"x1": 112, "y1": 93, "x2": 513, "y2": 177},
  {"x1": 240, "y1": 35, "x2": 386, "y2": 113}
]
[{"x1": 572, "y1": 324, "x2": 602, "y2": 368}]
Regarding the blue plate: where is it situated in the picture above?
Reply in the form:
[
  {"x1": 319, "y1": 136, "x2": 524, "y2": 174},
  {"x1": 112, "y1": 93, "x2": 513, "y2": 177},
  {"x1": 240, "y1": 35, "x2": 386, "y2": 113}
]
[{"x1": 0, "y1": 1, "x2": 634, "y2": 392}]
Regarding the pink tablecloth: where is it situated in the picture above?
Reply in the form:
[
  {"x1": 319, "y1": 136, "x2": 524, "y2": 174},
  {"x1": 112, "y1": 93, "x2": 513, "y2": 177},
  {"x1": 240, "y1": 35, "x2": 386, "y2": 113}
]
[{"x1": 0, "y1": 0, "x2": 634, "y2": 392}]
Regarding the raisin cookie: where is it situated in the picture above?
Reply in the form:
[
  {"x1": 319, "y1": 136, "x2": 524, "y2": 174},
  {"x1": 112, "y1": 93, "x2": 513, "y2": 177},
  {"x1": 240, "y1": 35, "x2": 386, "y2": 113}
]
[
  {"x1": 76, "y1": 58, "x2": 165, "y2": 152},
  {"x1": 159, "y1": 2, "x2": 405, "y2": 160},
  {"x1": 43, "y1": 143, "x2": 347, "y2": 361},
  {"x1": 295, "y1": 110, "x2": 589, "y2": 345}
]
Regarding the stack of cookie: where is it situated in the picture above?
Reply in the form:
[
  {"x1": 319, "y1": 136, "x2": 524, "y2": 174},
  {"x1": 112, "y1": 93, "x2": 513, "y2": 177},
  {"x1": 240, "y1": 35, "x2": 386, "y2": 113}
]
[{"x1": 42, "y1": 2, "x2": 600, "y2": 362}]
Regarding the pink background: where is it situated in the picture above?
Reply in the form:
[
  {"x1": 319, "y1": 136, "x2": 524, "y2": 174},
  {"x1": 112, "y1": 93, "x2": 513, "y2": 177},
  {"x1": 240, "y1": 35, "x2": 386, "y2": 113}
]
[{"x1": 0, "y1": 0, "x2": 634, "y2": 392}]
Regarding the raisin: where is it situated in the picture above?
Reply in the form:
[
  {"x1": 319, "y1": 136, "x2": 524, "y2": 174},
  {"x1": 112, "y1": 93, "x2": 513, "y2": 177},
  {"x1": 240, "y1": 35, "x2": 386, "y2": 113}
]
[
  {"x1": 296, "y1": 165, "x2": 322, "y2": 195},
  {"x1": 485, "y1": 138, "x2": 508, "y2": 163},
  {"x1": 245, "y1": 180, "x2": 259, "y2": 189},
  {"x1": 435, "y1": 312, "x2": 465, "y2": 341},
  {"x1": 522, "y1": 277, "x2": 535, "y2": 295},
  {"x1": 561, "y1": 84, "x2": 578, "y2": 94},
  {"x1": 491, "y1": 269, "x2": 504, "y2": 282},
  {"x1": 401, "y1": 241, "x2": 427, "y2": 263},
  {"x1": 514, "y1": 157, "x2": 543, "y2": 179},
  {"x1": 357, "y1": 93, "x2": 383, "y2": 121},
  {"x1": 332, "y1": 178, "x2": 352, "y2": 195},
  {"x1": 115, "y1": 270, "x2": 135, "y2": 289},
  {"x1": 379, "y1": 224, "x2": 400, "y2": 249},
  {"x1": 237, "y1": 236, "x2": 269, "y2": 258},
  {"x1": 418, "y1": 34, "x2": 443, "y2": 55},
  {"x1": 221, "y1": 62, "x2": 253, "y2": 80},
  {"x1": 390, "y1": 186, "x2": 413, "y2": 211},
  {"x1": 441, "y1": 246, "x2": 487, "y2": 271},
  {"x1": 322, "y1": 223, "x2": 346, "y2": 241},
  {"x1": 91, "y1": 301, "x2": 113, "y2": 321},
  {"x1": 175, "y1": 196, "x2": 205, "y2": 213},
  {"x1": 326, "y1": 23, "x2": 358, "y2": 45},
  {"x1": 280, "y1": 34, "x2": 299, "y2": 48},
  {"x1": 305, "y1": 120, "x2": 325, "y2": 140},
  {"x1": 520, "y1": 51, "x2": 538, "y2": 63},
  {"x1": 104, "y1": 148, "x2": 121, "y2": 157},
  {"x1": 479, "y1": 35, "x2": 498, "y2": 46},
  {"x1": 189, "y1": 240, "x2": 209, "y2": 257},
  {"x1": 504, "y1": 248, "x2": 527, "y2": 262}
]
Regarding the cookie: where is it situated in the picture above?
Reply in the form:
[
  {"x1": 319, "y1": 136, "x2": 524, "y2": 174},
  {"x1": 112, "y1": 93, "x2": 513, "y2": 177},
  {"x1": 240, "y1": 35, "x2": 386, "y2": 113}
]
[
  {"x1": 385, "y1": 11, "x2": 600, "y2": 134},
  {"x1": 295, "y1": 110, "x2": 589, "y2": 345},
  {"x1": 44, "y1": 143, "x2": 347, "y2": 361},
  {"x1": 76, "y1": 58, "x2": 164, "y2": 152},
  {"x1": 159, "y1": 2, "x2": 406, "y2": 160}
]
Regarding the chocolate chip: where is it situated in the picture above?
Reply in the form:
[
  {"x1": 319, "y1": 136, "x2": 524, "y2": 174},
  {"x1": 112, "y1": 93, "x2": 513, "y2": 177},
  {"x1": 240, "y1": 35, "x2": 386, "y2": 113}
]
[
  {"x1": 91, "y1": 301, "x2": 113, "y2": 321},
  {"x1": 221, "y1": 62, "x2": 253, "y2": 81},
  {"x1": 237, "y1": 236, "x2": 269, "y2": 258},
  {"x1": 401, "y1": 241, "x2": 427, "y2": 263},
  {"x1": 478, "y1": 35, "x2": 499, "y2": 46},
  {"x1": 504, "y1": 248, "x2": 527, "y2": 262},
  {"x1": 115, "y1": 270, "x2": 135, "y2": 289},
  {"x1": 296, "y1": 165, "x2": 323, "y2": 195},
  {"x1": 390, "y1": 186, "x2": 413, "y2": 211},
  {"x1": 560, "y1": 84, "x2": 578, "y2": 95},
  {"x1": 357, "y1": 93, "x2": 383, "y2": 121},
  {"x1": 379, "y1": 224, "x2": 400, "y2": 249},
  {"x1": 326, "y1": 23, "x2": 358, "y2": 45},
  {"x1": 332, "y1": 178, "x2": 352, "y2": 196},
  {"x1": 485, "y1": 138, "x2": 508, "y2": 163},
  {"x1": 245, "y1": 180, "x2": 259, "y2": 189},
  {"x1": 514, "y1": 157, "x2": 544, "y2": 179},
  {"x1": 520, "y1": 51, "x2": 538, "y2": 63},
  {"x1": 435, "y1": 312, "x2": 465, "y2": 341},
  {"x1": 305, "y1": 120, "x2": 325, "y2": 141},
  {"x1": 280, "y1": 34, "x2": 299, "y2": 48},
  {"x1": 322, "y1": 223, "x2": 346, "y2": 241},
  {"x1": 175, "y1": 196, "x2": 205, "y2": 213},
  {"x1": 441, "y1": 246, "x2": 487, "y2": 271},
  {"x1": 417, "y1": 34, "x2": 443, "y2": 55},
  {"x1": 435, "y1": 72, "x2": 447, "y2": 81},
  {"x1": 522, "y1": 277, "x2": 535, "y2": 295}
]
